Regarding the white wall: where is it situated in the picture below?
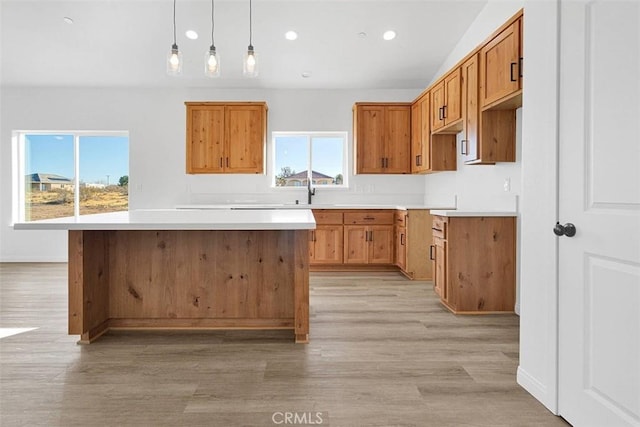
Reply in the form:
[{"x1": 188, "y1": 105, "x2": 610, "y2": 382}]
[{"x1": 0, "y1": 87, "x2": 425, "y2": 261}]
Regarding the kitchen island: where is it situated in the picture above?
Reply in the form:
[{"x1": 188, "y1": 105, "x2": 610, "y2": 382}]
[{"x1": 14, "y1": 209, "x2": 315, "y2": 344}]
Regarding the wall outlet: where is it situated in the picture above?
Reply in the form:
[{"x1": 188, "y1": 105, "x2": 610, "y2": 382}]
[{"x1": 503, "y1": 178, "x2": 511, "y2": 192}]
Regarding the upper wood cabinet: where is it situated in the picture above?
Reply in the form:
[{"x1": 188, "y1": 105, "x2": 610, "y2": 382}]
[
  {"x1": 479, "y1": 17, "x2": 523, "y2": 109},
  {"x1": 411, "y1": 95, "x2": 431, "y2": 173},
  {"x1": 462, "y1": 53, "x2": 517, "y2": 164},
  {"x1": 185, "y1": 102, "x2": 267, "y2": 174},
  {"x1": 354, "y1": 103, "x2": 411, "y2": 174},
  {"x1": 431, "y1": 68, "x2": 463, "y2": 133}
]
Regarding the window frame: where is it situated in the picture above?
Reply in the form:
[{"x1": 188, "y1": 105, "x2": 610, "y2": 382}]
[
  {"x1": 271, "y1": 131, "x2": 348, "y2": 189},
  {"x1": 12, "y1": 130, "x2": 129, "y2": 223}
]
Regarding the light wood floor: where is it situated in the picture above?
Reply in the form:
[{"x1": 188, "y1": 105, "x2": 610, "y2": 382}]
[{"x1": 0, "y1": 263, "x2": 568, "y2": 427}]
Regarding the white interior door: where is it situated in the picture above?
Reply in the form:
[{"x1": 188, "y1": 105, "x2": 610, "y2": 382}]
[{"x1": 558, "y1": 1, "x2": 640, "y2": 426}]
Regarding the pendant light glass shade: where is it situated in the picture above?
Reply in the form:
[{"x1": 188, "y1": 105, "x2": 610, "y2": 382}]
[
  {"x1": 167, "y1": 44, "x2": 183, "y2": 76},
  {"x1": 166, "y1": 0, "x2": 182, "y2": 76},
  {"x1": 205, "y1": 0, "x2": 220, "y2": 77},
  {"x1": 243, "y1": 45, "x2": 258, "y2": 77},
  {"x1": 243, "y1": 0, "x2": 258, "y2": 77},
  {"x1": 205, "y1": 46, "x2": 220, "y2": 77}
]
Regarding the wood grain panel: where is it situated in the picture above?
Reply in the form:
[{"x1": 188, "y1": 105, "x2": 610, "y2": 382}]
[
  {"x1": 344, "y1": 211, "x2": 394, "y2": 225},
  {"x1": 448, "y1": 217, "x2": 516, "y2": 312},
  {"x1": 355, "y1": 105, "x2": 386, "y2": 173},
  {"x1": 344, "y1": 226, "x2": 368, "y2": 264},
  {"x1": 225, "y1": 105, "x2": 265, "y2": 173},
  {"x1": 480, "y1": 20, "x2": 521, "y2": 107},
  {"x1": 430, "y1": 134, "x2": 457, "y2": 171},
  {"x1": 445, "y1": 67, "x2": 462, "y2": 125},
  {"x1": 293, "y1": 230, "x2": 309, "y2": 343},
  {"x1": 107, "y1": 230, "x2": 296, "y2": 321},
  {"x1": 479, "y1": 109, "x2": 516, "y2": 162},
  {"x1": 385, "y1": 106, "x2": 411, "y2": 173},
  {"x1": 405, "y1": 210, "x2": 433, "y2": 280},
  {"x1": 186, "y1": 105, "x2": 224, "y2": 173},
  {"x1": 369, "y1": 226, "x2": 394, "y2": 264},
  {"x1": 312, "y1": 210, "x2": 343, "y2": 225}
]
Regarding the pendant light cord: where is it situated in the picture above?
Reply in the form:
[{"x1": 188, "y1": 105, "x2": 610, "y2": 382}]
[
  {"x1": 172, "y1": 0, "x2": 177, "y2": 46},
  {"x1": 249, "y1": 0, "x2": 253, "y2": 46},
  {"x1": 211, "y1": 0, "x2": 215, "y2": 47}
]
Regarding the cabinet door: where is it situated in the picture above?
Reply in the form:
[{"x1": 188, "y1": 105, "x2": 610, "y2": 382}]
[
  {"x1": 410, "y1": 101, "x2": 422, "y2": 173},
  {"x1": 384, "y1": 106, "x2": 411, "y2": 173},
  {"x1": 311, "y1": 225, "x2": 343, "y2": 264},
  {"x1": 420, "y1": 95, "x2": 431, "y2": 171},
  {"x1": 431, "y1": 81, "x2": 446, "y2": 131},
  {"x1": 395, "y1": 226, "x2": 407, "y2": 270},
  {"x1": 444, "y1": 68, "x2": 462, "y2": 125},
  {"x1": 344, "y1": 226, "x2": 368, "y2": 264},
  {"x1": 355, "y1": 106, "x2": 386, "y2": 173},
  {"x1": 461, "y1": 53, "x2": 479, "y2": 163},
  {"x1": 480, "y1": 19, "x2": 521, "y2": 107},
  {"x1": 433, "y1": 236, "x2": 447, "y2": 302},
  {"x1": 369, "y1": 225, "x2": 394, "y2": 264},
  {"x1": 225, "y1": 105, "x2": 265, "y2": 173},
  {"x1": 186, "y1": 106, "x2": 225, "y2": 173}
]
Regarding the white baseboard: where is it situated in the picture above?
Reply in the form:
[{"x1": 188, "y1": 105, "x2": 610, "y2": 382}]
[
  {"x1": 514, "y1": 301, "x2": 520, "y2": 315},
  {"x1": 517, "y1": 366, "x2": 558, "y2": 415}
]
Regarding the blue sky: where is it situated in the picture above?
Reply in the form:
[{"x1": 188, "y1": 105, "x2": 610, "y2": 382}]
[
  {"x1": 274, "y1": 135, "x2": 344, "y2": 178},
  {"x1": 25, "y1": 134, "x2": 129, "y2": 185}
]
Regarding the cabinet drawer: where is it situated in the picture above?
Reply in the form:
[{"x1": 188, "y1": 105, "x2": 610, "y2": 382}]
[
  {"x1": 344, "y1": 211, "x2": 394, "y2": 225},
  {"x1": 312, "y1": 210, "x2": 343, "y2": 225},
  {"x1": 394, "y1": 210, "x2": 407, "y2": 227},
  {"x1": 432, "y1": 216, "x2": 448, "y2": 239}
]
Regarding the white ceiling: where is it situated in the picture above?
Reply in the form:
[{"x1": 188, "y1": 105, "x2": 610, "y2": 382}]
[{"x1": 0, "y1": 0, "x2": 488, "y2": 89}]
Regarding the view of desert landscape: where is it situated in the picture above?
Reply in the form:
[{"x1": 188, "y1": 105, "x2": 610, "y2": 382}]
[{"x1": 25, "y1": 186, "x2": 128, "y2": 220}]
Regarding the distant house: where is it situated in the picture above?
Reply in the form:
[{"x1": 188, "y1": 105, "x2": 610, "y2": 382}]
[
  {"x1": 26, "y1": 173, "x2": 73, "y2": 191},
  {"x1": 283, "y1": 170, "x2": 334, "y2": 186}
]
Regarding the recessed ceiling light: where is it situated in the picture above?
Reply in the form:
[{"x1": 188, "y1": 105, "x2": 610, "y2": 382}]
[
  {"x1": 301, "y1": 71, "x2": 312, "y2": 78},
  {"x1": 383, "y1": 30, "x2": 396, "y2": 41},
  {"x1": 185, "y1": 30, "x2": 198, "y2": 40},
  {"x1": 63, "y1": 16, "x2": 74, "y2": 25},
  {"x1": 358, "y1": 32, "x2": 367, "y2": 38},
  {"x1": 285, "y1": 30, "x2": 298, "y2": 41}
]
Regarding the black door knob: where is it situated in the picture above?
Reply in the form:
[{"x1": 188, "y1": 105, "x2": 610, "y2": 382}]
[{"x1": 554, "y1": 222, "x2": 577, "y2": 237}]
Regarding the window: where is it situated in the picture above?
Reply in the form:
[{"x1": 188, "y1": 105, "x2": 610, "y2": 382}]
[
  {"x1": 273, "y1": 132, "x2": 347, "y2": 188},
  {"x1": 15, "y1": 131, "x2": 129, "y2": 221}
]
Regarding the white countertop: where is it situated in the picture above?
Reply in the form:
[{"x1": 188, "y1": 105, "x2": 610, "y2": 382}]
[
  {"x1": 13, "y1": 209, "x2": 317, "y2": 231},
  {"x1": 430, "y1": 210, "x2": 517, "y2": 217},
  {"x1": 176, "y1": 204, "x2": 453, "y2": 211}
]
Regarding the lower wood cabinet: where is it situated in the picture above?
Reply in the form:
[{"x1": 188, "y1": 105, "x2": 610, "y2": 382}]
[
  {"x1": 395, "y1": 209, "x2": 433, "y2": 280},
  {"x1": 344, "y1": 225, "x2": 393, "y2": 264},
  {"x1": 430, "y1": 214, "x2": 516, "y2": 313},
  {"x1": 309, "y1": 225, "x2": 343, "y2": 264}
]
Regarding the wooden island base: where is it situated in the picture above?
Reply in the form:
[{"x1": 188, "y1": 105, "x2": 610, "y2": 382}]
[{"x1": 68, "y1": 229, "x2": 309, "y2": 344}]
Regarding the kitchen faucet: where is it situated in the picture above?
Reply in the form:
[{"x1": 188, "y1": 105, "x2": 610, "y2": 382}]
[{"x1": 307, "y1": 180, "x2": 316, "y2": 205}]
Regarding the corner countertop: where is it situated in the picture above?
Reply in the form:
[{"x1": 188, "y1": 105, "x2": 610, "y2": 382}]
[
  {"x1": 429, "y1": 210, "x2": 517, "y2": 217},
  {"x1": 13, "y1": 209, "x2": 317, "y2": 231}
]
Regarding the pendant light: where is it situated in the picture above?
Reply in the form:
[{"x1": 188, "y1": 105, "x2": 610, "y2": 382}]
[
  {"x1": 204, "y1": 0, "x2": 220, "y2": 77},
  {"x1": 243, "y1": 0, "x2": 258, "y2": 77},
  {"x1": 166, "y1": 0, "x2": 182, "y2": 76}
]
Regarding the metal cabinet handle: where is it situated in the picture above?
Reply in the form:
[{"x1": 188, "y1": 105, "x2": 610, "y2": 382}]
[
  {"x1": 510, "y1": 62, "x2": 518, "y2": 82},
  {"x1": 519, "y1": 57, "x2": 523, "y2": 78},
  {"x1": 461, "y1": 140, "x2": 468, "y2": 155},
  {"x1": 226, "y1": 157, "x2": 229, "y2": 167},
  {"x1": 442, "y1": 105, "x2": 447, "y2": 119},
  {"x1": 400, "y1": 233, "x2": 405, "y2": 246},
  {"x1": 429, "y1": 245, "x2": 435, "y2": 260},
  {"x1": 220, "y1": 157, "x2": 223, "y2": 167},
  {"x1": 416, "y1": 154, "x2": 422, "y2": 166}
]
